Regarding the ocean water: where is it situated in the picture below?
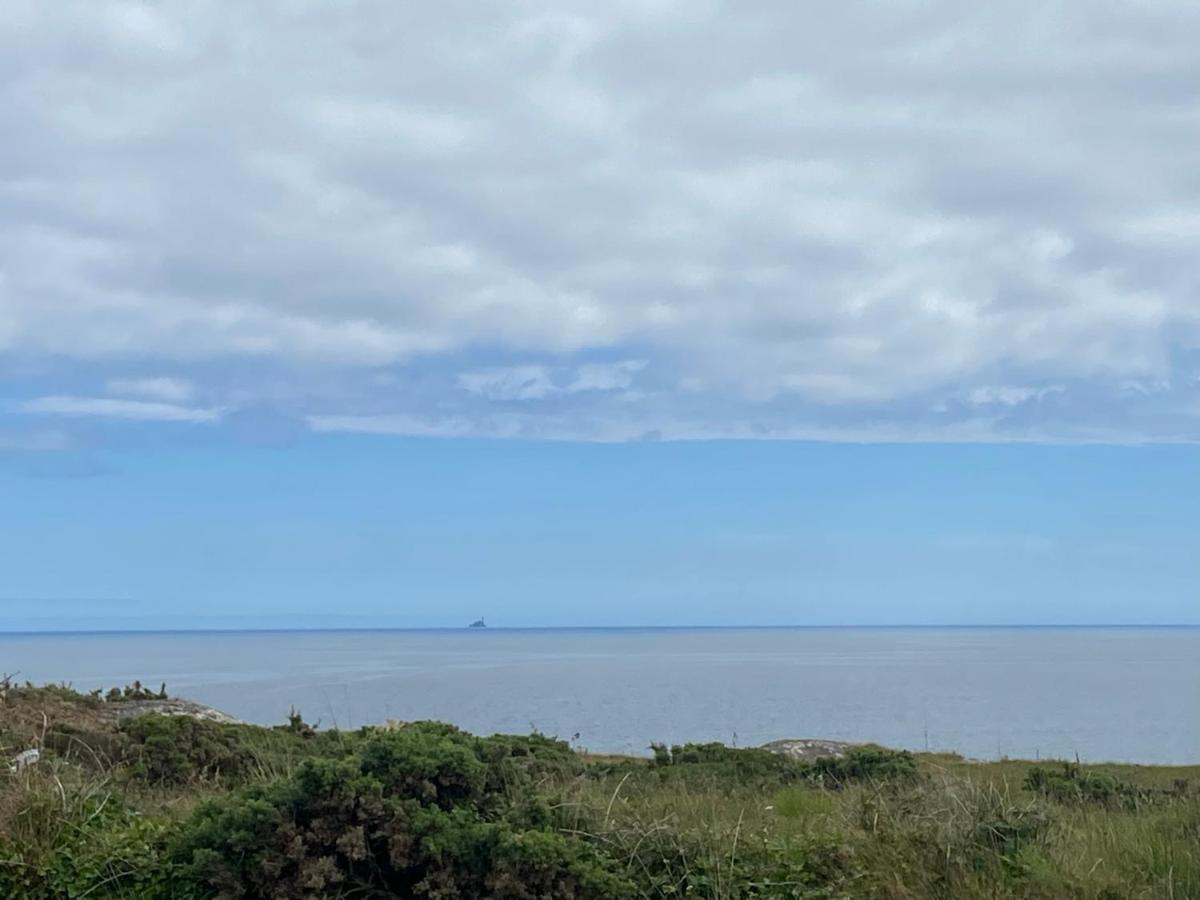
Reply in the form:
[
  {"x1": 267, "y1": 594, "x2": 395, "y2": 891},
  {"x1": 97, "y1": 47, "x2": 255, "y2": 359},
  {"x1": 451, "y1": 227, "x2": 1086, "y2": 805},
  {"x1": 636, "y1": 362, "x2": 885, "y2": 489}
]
[{"x1": 2, "y1": 627, "x2": 1197, "y2": 764}]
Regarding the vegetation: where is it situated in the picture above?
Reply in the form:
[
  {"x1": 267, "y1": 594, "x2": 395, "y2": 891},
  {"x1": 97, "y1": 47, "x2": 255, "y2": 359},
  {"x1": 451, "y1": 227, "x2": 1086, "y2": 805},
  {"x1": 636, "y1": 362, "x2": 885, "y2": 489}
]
[{"x1": 2, "y1": 682, "x2": 1198, "y2": 898}]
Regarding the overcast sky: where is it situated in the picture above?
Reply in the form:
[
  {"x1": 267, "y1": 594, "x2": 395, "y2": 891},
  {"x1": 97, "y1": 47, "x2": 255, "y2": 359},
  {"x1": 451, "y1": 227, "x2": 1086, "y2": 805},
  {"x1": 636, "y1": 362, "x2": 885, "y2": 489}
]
[
  {"x1": 3, "y1": 3, "x2": 1200, "y2": 627},
  {"x1": 2, "y1": 0, "x2": 1199, "y2": 448}
]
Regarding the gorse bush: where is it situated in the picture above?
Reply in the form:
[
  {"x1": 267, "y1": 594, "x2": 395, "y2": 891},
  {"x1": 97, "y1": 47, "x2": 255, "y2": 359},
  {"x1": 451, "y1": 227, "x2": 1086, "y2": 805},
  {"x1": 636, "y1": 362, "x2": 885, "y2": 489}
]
[
  {"x1": 645, "y1": 741, "x2": 917, "y2": 789},
  {"x1": 4, "y1": 683, "x2": 1200, "y2": 900},
  {"x1": 106, "y1": 681, "x2": 169, "y2": 702},
  {"x1": 1025, "y1": 762, "x2": 1128, "y2": 807},
  {"x1": 169, "y1": 723, "x2": 632, "y2": 899},
  {"x1": 649, "y1": 741, "x2": 805, "y2": 782},
  {"x1": 806, "y1": 746, "x2": 918, "y2": 787},
  {"x1": 119, "y1": 713, "x2": 364, "y2": 786},
  {"x1": 122, "y1": 715, "x2": 261, "y2": 785},
  {"x1": 1023, "y1": 761, "x2": 1192, "y2": 810}
]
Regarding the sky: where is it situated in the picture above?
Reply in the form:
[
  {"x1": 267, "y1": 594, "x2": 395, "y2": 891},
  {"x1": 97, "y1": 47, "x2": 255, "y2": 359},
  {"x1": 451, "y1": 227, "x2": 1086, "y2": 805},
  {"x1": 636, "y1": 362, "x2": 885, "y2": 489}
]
[{"x1": 1, "y1": 2, "x2": 1199, "y2": 628}]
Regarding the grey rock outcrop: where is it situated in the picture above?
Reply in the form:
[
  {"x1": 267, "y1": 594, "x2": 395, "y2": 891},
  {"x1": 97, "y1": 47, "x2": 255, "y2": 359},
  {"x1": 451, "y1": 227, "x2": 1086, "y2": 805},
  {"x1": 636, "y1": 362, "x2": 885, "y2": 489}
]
[
  {"x1": 760, "y1": 738, "x2": 854, "y2": 760},
  {"x1": 99, "y1": 698, "x2": 242, "y2": 725}
]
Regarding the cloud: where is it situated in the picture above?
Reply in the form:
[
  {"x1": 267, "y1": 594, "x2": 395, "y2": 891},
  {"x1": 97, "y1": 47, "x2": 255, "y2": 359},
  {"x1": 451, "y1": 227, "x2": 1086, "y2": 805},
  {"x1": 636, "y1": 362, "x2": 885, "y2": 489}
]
[
  {"x1": 2, "y1": 2, "x2": 1200, "y2": 441},
  {"x1": 458, "y1": 366, "x2": 557, "y2": 401},
  {"x1": 567, "y1": 360, "x2": 647, "y2": 393},
  {"x1": 967, "y1": 385, "x2": 1065, "y2": 407},
  {"x1": 309, "y1": 414, "x2": 477, "y2": 439},
  {"x1": 457, "y1": 360, "x2": 647, "y2": 401},
  {"x1": 0, "y1": 429, "x2": 74, "y2": 452},
  {"x1": 20, "y1": 396, "x2": 222, "y2": 423},
  {"x1": 106, "y1": 376, "x2": 195, "y2": 403}
]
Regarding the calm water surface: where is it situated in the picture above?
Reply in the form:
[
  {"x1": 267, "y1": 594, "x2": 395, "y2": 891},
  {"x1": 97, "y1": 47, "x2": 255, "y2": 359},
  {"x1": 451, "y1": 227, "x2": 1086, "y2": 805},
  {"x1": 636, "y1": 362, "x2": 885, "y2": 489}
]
[{"x1": 2, "y1": 628, "x2": 1197, "y2": 764}]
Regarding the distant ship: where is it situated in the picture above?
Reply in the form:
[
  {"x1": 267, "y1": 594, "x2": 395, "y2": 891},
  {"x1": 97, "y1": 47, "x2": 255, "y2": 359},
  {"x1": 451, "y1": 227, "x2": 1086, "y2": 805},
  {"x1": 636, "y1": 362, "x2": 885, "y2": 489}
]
[{"x1": 468, "y1": 618, "x2": 487, "y2": 629}]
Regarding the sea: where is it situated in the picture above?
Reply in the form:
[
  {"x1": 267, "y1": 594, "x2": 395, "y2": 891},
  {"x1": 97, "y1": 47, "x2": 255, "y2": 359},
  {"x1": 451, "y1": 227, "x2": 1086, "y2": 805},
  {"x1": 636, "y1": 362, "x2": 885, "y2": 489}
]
[{"x1": 2, "y1": 627, "x2": 1197, "y2": 764}]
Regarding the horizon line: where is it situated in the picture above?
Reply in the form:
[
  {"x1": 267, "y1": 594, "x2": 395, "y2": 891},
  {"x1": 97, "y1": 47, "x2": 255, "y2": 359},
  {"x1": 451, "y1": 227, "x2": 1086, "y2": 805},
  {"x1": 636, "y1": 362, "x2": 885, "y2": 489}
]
[{"x1": 2, "y1": 623, "x2": 1198, "y2": 637}]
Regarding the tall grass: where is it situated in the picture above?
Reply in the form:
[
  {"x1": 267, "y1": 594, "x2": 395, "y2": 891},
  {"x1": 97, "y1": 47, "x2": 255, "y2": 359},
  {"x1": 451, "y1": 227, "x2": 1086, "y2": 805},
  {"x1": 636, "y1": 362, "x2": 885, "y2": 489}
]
[
  {"x1": 2, "y1": 682, "x2": 1198, "y2": 899},
  {"x1": 554, "y1": 757, "x2": 1200, "y2": 899}
]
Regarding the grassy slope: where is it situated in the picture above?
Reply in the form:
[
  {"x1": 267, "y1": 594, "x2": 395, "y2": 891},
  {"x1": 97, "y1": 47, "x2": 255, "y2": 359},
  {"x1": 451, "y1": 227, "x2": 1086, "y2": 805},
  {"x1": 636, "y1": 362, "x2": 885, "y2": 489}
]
[{"x1": 2, "y1": 683, "x2": 1198, "y2": 899}]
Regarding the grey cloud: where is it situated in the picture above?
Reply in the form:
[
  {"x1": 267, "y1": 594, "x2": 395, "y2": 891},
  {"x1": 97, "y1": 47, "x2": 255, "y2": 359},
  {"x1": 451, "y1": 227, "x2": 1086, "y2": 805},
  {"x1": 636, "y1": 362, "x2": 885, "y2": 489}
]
[{"x1": 2, "y1": 1, "x2": 1200, "y2": 440}]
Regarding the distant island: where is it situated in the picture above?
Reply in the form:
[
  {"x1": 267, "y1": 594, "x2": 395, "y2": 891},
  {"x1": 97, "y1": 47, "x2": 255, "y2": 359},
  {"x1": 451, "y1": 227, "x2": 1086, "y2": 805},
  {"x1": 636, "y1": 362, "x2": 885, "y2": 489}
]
[{"x1": 468, "y1": 617, "x2": 486, "y2": 628}]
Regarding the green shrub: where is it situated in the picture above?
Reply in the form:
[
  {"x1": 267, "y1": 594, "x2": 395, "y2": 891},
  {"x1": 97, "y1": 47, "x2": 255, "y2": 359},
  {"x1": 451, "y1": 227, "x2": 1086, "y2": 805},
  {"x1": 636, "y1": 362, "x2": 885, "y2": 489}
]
[
  {"x1": 806, "y1": 747, "x2": 919, "y2": 787},
  {"x1": 1022, "y1": 762, "x2": 1181, "y2": 810},
  {"x1": 0, "y1": 771, "x2": 172, "y2": 899},
  {"x1": 169, "y1": 726, "x2": 633, "y2": 899},
  {"x1": 7, "y1": 682, "x2": 104, "y2": 708},
  {"x1": 642, "y1": 741, "x2": 917, "y2": 791},
  {"x1": 42, "y1": 723, "x2": 129, "y2": 769},
  {"x1": 118, "y1": 715, "x2": 361, "y2": 787},
  {"x1": 645, "y1": 741, "x2": 809, "y2": 786},
  {"x1": 121, "y1": 716, "x2": 257, "y2": 785},
  {"x1": 358, "y1": 723, "x2": 488, "y2": 808}
]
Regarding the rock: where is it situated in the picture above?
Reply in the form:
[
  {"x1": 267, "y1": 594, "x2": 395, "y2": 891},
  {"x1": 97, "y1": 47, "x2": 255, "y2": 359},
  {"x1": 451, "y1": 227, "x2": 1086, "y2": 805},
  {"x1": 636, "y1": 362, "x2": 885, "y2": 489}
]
[
  {"x1": 761, "y1": 738, "x2": 854, "y2": 760},
  {"x1": 9, "y1": 748, "x2": 40, "y2": 772},
  {"x1": 99, "y1": 699, "x2": 242, "y2": 725}
]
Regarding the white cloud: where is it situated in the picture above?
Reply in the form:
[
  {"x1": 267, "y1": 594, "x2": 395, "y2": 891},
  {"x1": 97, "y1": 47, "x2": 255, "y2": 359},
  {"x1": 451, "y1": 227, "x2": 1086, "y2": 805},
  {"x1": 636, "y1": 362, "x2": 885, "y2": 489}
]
[
  {"x1": 309, "y1": 414, "x2": 476, "y2": 439},
  {"x1": 457, "y1": 359, "x2": 648, "y2": 401},
  {"x1": 21, "y1": 396, "x2": 222, "y2": 423},
  {"x1": 2, "y1": 2, "x2": 1200, "y2": 441},
  {"x1": 567, "y1": 360, "x2": 647, "y2": 393},
  {"x1": 967, "y1": 385, "x2": 1064, "y2": 407},
  {"x1": 458, "y1": 366, "x2": 557, "y2": 401},
  {"x1": 106, "y1": 376, "x2": 194, "y2": 403},
  {"x1": 0, "y1": 430, "x2": 74, "y2": 452}
]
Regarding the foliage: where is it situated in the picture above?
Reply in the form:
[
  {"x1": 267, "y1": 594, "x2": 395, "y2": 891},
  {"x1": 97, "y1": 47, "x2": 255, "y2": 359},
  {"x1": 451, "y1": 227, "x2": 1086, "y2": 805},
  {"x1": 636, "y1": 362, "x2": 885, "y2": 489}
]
[
  {"x1": 121, "y1": 715, "x2": 262, "y2": 785},
  {"x1": 643, "y1": 741, "x2": 917, "y2": 790},
  {"x1": 645, "y1": 741, "x2": 810, "y2": 786},
  {"x1": 1026, "y1": 762, "x2": 1131, "y2": 807},
  {"x1": 845, "y1": 776, "x2": 1053, "y2": 897},
  {"x1": 106, "y1": 681, "x2": 169, "y2": 702},
  {"x1": 3, "y1": 683, "x2": 1200, "y2": 899},
  {"x1": 806, "y1": 746, "x2": 918, "y2": 787},
  {"x1": 0, "y1": 765, "x2": 171, "y2": 899},
  {"x1": 168, "y1": 725, "x2": 632, "y2": 899},
  {"x1": 119, "y1": 714, "x2": 372, "y2": 787}
]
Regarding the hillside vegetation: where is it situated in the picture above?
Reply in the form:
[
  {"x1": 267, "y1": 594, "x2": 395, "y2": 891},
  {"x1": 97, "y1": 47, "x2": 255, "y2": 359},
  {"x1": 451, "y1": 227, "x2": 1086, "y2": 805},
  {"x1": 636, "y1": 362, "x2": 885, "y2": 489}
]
[{"x1": 2, "y1": 682, "x2": 1198, "y2": 898}]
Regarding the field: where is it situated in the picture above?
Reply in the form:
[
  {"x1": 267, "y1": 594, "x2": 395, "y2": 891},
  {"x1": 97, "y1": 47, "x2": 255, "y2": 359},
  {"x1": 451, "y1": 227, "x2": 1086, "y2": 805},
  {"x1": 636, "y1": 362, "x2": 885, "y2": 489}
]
[{"x1": 2, "y1": 681, "x2": 1197, "y2": 899}]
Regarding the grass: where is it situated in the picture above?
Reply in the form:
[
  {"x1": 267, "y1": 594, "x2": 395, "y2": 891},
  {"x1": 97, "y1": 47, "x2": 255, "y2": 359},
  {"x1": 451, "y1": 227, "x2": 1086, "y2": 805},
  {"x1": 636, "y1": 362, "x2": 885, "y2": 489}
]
[{"x1": 2, "y1": 682, "x2": 1198, "y2": 898}]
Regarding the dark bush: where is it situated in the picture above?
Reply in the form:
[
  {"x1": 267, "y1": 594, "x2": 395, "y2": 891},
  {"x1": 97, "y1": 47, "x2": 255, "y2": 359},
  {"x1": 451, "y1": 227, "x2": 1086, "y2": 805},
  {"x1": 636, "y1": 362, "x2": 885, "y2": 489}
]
[
  {"x1": 358, "y1": 723, "x2": 487, "y2": 808},
  {"x1": 170, "y1": 726, "x2": 633, "y2": 899},
  {"x1": 807, "y1": 746, "x2": 919, "y2": 786},
  {"x1": 42, "y1": 724, "x2": 128, "y2": 769},
  {"x1": 121, "y1": 716, "x2": 262, "y2": 785},
  {"x1": 646, "y1": 741, "x2": 808, "y2": 785},
  {"x1": 1023, "y1": 762, "x2": 1175, "y2": 810},
  {"x1": 643, "y1": 741, "x2": 917, "y2": 790}
]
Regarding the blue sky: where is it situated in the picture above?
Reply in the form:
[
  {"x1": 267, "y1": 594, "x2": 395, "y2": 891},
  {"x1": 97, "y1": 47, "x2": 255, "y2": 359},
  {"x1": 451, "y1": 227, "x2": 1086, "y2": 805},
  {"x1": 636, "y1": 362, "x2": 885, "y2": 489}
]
[
  {"x1": 3, "y1": 3, "x2": 1200, "y2": 628},
  {"x1": 2, "y1": 432, "x2": 1198, "y2": 629}
]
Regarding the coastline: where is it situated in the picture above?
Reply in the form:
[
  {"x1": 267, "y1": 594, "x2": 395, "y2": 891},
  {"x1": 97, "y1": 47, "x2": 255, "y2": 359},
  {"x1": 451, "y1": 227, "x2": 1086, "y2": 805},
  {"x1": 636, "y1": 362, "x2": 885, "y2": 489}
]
[{"x1": 3, "y1": 681, "x2": 1199, "y2": 898}]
